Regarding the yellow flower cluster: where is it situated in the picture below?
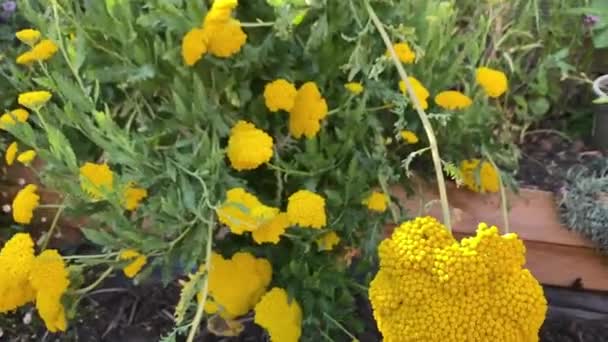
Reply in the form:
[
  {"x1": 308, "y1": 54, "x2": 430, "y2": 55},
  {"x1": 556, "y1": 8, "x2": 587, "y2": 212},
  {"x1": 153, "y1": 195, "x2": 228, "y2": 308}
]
[
  {"x1": 182, "y1": 0, "x2": 247, "y2": 66},
  {"x1": 476, "y1": 67, "x2": 509, "y2": 98},
  {"x1": 400, "y1": 130, "x2": 419, "y2": 144},
  {"x1": 460, "y1": 159, "x2": 500, "y2": 193},
  {"x1": 15, "y1": 28, "x2": 58, "y2": 65},
  {"x1": 18, "y1": 90, "x2": 52, "y2": 110},
  {"x1": 388, "y1": 42, "x2": 416, "y2": 64},
  {"x1": 5, "y1": 141, "x2": 36, "y2": 166},
  {"x1": 369, "y1": 217, "x2": 547, "y2": 342},
  {"x1": 287, "y1": 189, "x2": 327, "y2": 229},
  {"x1": 0, "y1": 233, "x2": 70, "y2": 332},
  {"x1": 254, "y1": 287, "x2": 303, "y2": 342},
  {"x1": 363, "y1": 191, "x2": 389, "y2": 213},
  {"x1": 12, "y1": 184, "x2": 40, "y2": 224},
  {"x1": 344, "y1": 82, "x2": 364, "y2": 95},
  {"x1": 227, "y1": 121, "x2": 274, "y2": 171},
  {"x1": 399, "y1": 77, "x2": 430, "y2": 109},
  {"x1": 119, "y1": 249, "x2": 148, "y2": 278},
  {"x1": 263, "y1": 80, "x2": 329, "y2": 139},
  {"x1": 434, "y1": 90, "x2": 473, "y2": 110},
  {"x1": 79, "y1": 162, "x2": 148, "y2": 210},
  {"x1": 0, "y1": 108, "x2": 29, "y2": 130},
  {"x1": 205, "y1": 252, "x2": 272, "y2": 318}
]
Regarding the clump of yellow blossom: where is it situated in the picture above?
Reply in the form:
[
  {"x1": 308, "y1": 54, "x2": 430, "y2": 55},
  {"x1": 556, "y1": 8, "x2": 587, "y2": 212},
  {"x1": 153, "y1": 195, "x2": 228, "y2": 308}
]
[
  {"x1": 5, "y1": 141, "x2": 18, "y2": 166},
  {"x1": 476, "y1": 67, "x2": 509, "y2": 98},
  {"x1": 388, "y1": 42, "x2": 416, "y2": 64},
  {"x1": 29, "y1": 250, "x2": 70, "y2": 332},
  {"x1": 369, "y1": 216, "x2": 547, "y2": 342},
  {"x1": 252, "y1": 212, "x2": 291, "y2": 244},
  {"x1": 0, "y1": 233, "x2": 36, "y2": 313},
  {"x1": 287, "y1": 190, "x2": 327, "y2": 229},
  {"x1": 264, "y1": 79, "x2": 297, "y2": 112},
  {"x1": 460, "y1": 159, "x2": 500, "y2": 193},
  {"x1": 206, "y1": 252, "x2": 272, "y2": 319},
  {"x1": 227, "y1": 120, "x2": 274, "y2": 171},
  {"x1": 0, "y1": 109, "x2": 29, "y2": 130},
  {"x1": 12, "y1": 184, "x2": 40, "y2": 224},
  {"x1": 16, "y1": 39, "x2": 58, "y2": 65},
  {"x1": 123, "y1": 184, "x2": 148, "y2": 211},
  {"x1": 254, "y1": 287, "x2": 302, "y2": 342},
  {"x1": 363, "y1": 191, "x2": 389, "y2": 213},
  {"x1": 18, "y1": 90, "x2": 52, "y2": 110},
  {"x1": 344, "y1": 82, "x2": 364, "y2": 95},
  {"x1": 316, "y1": 231, "x2": 341, "y2": 251},
  {"x1": 288, "y1": 82, "x2": 328, "y2": 139},
  {"x1": 399, "y1": 77, "x2": 430, "y2": 110},
  {"x1": 79, "y1": 162, "x2": 114, "y2": 199},
  {"x1": 16, "y1": 29, "x2": 41, "y2": 45},
  {"x1": 217, "y1": 187, "x2": 279, "y2": 235},
  {"x1": 181, "y1": 0, "x2": 246, "y2": 65},
  {"x1": 17, "y1": 150, "x2": 36, "y2": 165},
  {"x1": 119, "y1": 249, "x2": 147, "y2": 278},
  {"x1": 434, "y1": 90, "x2": 473, "y2": 110},
  {"x1": 400, "y1": 130, "x2": 419, "y2": 144}
]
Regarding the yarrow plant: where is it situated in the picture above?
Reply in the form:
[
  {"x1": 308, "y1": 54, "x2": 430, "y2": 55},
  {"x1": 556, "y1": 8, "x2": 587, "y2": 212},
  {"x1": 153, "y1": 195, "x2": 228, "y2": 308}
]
[{"x1": 0, "y1": 0, "x2": 556, "y2": 340}]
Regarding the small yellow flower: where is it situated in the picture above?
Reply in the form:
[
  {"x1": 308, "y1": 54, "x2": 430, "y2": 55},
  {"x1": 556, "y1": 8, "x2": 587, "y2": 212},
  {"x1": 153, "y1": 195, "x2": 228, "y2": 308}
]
[
  {"x1": 388, "y1": 42, "x2": 416, "y2": 64},
  {"x1": 363, "y1": 191, "x2": 389, "y2": 213},
  {"x1": 252, "y1": 213, "x2": 290, "y2": 244},
  {"x1": 5, "y1": 141, "x2": 18, "y2": 166},
  {"x1": 264, "y1": 79, "x2": 297, "y2": 112},
  {"x1": 400, "y1": 130, "x2": 419, "y2": 144},
  {"x1": 476, "y1": 67, "x2": 508, "y2": 98},
  {"x1": 227, "y1": 121, "x2": 274, "y2": 171},
  {"x1": 17, "y1": 150, "x2": 36, "y2": 165},
  {"x1": 207, "y1": 19, "x2": 247, "y2": 58},
  {"x1": 29, "y1": 249, "x2": 70, "y2": 332},
  {"x1": 181, "y1": 28, "x2": 209, "y2": 66},
  {"x1": 316, "y1": 231, "x2": 341, "y2": 251},
  {"x1": 344, "y1": 82, "x2": 364, "y2": 95},
  {"x1": 0, "y1": 109, "x2": 30, "y2": 130},
  {"x1": 254, "y1": 288, "x2": 302, "y2": 342},
  {"x1": 79, "y1": 162, "x2": 114, "y2": 199},
  {"x1": 217, "y1": 188, "x2": 279, "y2": 235},
  {"x1": 399, "y1": 77, "x2": 430, "y2": 110},
  {"x1": 0, "y1": 233, "x2": 36, "y2": 313},
  {"x1": 12, "y1": 184, "x2": 40, "y2": 225},
  {"x1": 289, "y1": 82, "x2": 328, "y2": 139},
  {"x1": 16, "y1": 40, "x2": 58, "y2": 65},
  {"x1": 119, "y1": 249, "x2": 147, "y2": 278},
  {"x1": 15, "y1": 29, "x2": 41, "y2": 46},
  {"x1": 123, "y1": 185, "x2": 148, "y2": 211},
  {"x1": 203, "y1": 0, "x2": 239, "y2": 27},
  {"x1": 18, "y1": 91, "x2": 52, "y2": 110},
  {"x1": 435, "y1": 91, "x2": 473, "y2": 110},
  {"x1": 287, "y1": 190, "x2": 326, "y2": 229},
  {"x1": 460, "y1": 159, "x2": 500, "y2": 193}
]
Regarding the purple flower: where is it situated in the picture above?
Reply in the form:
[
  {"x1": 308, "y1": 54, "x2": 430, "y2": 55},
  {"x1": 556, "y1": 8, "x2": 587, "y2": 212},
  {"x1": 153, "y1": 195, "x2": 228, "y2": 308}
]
[
  {"x1": 584, "y1": 14, "x2": 600, "y2": 27},
  {"x1": 1, "y1": 1, "x2": 17, "y2": 14}
]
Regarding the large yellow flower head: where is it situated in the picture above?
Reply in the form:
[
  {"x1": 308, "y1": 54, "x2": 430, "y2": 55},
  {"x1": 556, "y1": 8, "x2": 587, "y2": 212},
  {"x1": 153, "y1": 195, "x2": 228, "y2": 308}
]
[
  {"x1": 476, "y1": 67, "x2": 509, "y2": 98},
  {"x1": 287, "y1": 190, "x2": 326, "y2": 229},
  {"x1": 217, "y1": 187, "x2": 279, "y2": 235},
  {"x1": 206, "y1": 252, "x2": 272, "y2": 319},
  {"x1": 18, "y1": 90, "x2": 52, "y2": 110},
  {"x1": 254, "y1": 287, "x2": 302, "y2": 342},
  {"x1": 434, "y1": 90, "x2": 473, "y2": 110},
  {"x1": 30, "y1": 249, "x2": 70, "y2": 332},
  {"x1": 207, "y1": 19, "x2": 247, "y2": 58},
  {"x1": 388, "y1": 42, "x2": 416, "y2": 64},
  {"x1": 0, "y1": 233, "x2": 36, "y2": 313},
  {"x1": 12, "y1": 184, "x2": 40, "y2": 224},
  {"x1": 0, "y1": 109, "x2": 29, "y2": 130},
  {"x1": 288, "y1": 82, "x2": 328, "y2": 139},
  {"x1": 363, "y1": 191, "x2": 389, "y2": 213},
  {"x1": 227, "y1": 120, "x2": 274, "y2": 171},
  {"x1": 399, "y1": 77, "x2": 430, "y2": 110},
  {"x1": 264, "y1": 79, "x2": 298, "y2": 112},
  {"x1": 16, "y1": 29, "x2": 41, "y2": 45},
  {"x1": 181, "y1": 28, "x2": 209, "y2": 66},
  {"x1": 79, "y1": 162, "x2": 114, "y2": 199},
  {"x1": 252, "y1": 212, "x2": 291, "y2": 244},
  {"x1": 369, "y1": 217, "x2": 547, "y2": 342},
  {"x1": 460, "y1": 159, "x2": 500, "y2": 193},
  {"x1": 122, "y1": 184, "x2": 148, "y2": 211},
  {"x1": 119, "y1": 249, "x2": 147, "y2": 278}
]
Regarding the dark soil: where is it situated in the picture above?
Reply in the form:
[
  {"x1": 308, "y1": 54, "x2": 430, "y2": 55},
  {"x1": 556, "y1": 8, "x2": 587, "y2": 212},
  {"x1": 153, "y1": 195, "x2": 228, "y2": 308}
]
[{"x1": 517, "y1": 131, "x2": 604, "y2": 193}]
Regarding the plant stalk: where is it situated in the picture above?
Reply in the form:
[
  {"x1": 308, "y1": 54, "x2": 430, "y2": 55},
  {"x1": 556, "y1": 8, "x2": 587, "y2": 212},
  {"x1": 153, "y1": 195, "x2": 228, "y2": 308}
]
[{"x1": 365, "y1": 1, "x2": 452, "y2": 232}]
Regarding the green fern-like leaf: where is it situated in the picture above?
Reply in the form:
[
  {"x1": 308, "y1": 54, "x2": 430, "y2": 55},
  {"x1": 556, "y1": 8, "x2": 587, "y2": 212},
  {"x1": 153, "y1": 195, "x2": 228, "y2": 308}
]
[
  {"x1": 443, "y1": 161, "x2": 463, "y2": 186},
  {"x1": 174, "y1": 267, "x2": 205, "y2": 325},
  {"x1": 401, "y1": 147, "x2": 431, "y2": 178}
]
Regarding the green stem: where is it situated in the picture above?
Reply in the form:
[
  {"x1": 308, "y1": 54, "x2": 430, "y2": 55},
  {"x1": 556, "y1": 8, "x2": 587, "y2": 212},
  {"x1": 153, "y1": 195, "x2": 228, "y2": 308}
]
[
  {"x1": 365, "y1": 1, "x2": 452, "y2": 232},
  {"x1": 74, "y1": 266, "x2": 114, "y2": 295},
  {"x1": 323, "y1": 312, "x2": 358, "y2": 341},
  {"x1": 62, "y1": 252, "x2": 120, "y2": 260},
  {"x1": 266, "y1": 162, "x2": 315, "y2": 176},
  {"x1": 40, "y1": 203, "x2": 65, "y2": 250},
  {"x1": 378, "y1": 174, "x2": 399, "y2": 224},
  {"x1": 186, "y1": 220, "x2": 215, "y2": 342},
  {"x1": 484, "y1": 152, "x2": 510, "y2": 234},
  {"x1": 240, "y1": 21, "x2": 275, "y2": 27}
]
